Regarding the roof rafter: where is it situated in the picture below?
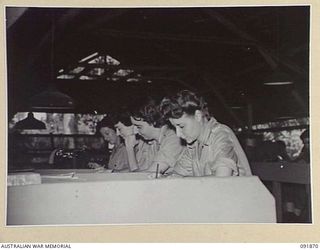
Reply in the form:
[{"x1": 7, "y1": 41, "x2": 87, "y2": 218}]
[
  {"x1": 201, "y1": 72, "x2": 244, "y2": 127},
  {"x1": 204, "y1": 9, "x2": 307, "y2": 76},
  {"x1": 95, "y1": 28, "x2": 255, "y2": 46}
]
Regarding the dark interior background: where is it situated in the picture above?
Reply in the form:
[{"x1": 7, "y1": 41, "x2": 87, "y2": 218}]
[{"x1": 6, "y1": 6, "x2": 310, "y2": 128}]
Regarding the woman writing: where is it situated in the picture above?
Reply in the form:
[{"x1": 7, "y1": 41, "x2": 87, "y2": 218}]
[
  {"x1": 117, "y1": 97, "x2": 184, "y2": 175},
  {"x1": 160, "y1": 90, "x2": 252, "y2": 177},
  {"x1": 88, "y1": 115, "x2": 131, "y2": 172}
]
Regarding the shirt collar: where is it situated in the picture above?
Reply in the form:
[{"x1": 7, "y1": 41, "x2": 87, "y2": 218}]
[{"x1": 197, "y1": 117, "x2": 217, "y2": 145}]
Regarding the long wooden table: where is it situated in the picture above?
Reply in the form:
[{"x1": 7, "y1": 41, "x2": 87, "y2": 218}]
[{"x1": 7, "y1": 169, "x2": 276, "y2": 225}]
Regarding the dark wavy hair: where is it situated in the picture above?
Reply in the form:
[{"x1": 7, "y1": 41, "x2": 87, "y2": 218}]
[
  {"x1": 95, "y1": 112, "x2": 131, "y2": 135},
  {"x1": 160, "y1": 90, "x2": 210, "y2": 120},
  {"x1": 130, "y1": 97, "x2": 166, "y2": 128},
  {"x1": 114, "y1": 107, "x2": 133, "y2": 127}
]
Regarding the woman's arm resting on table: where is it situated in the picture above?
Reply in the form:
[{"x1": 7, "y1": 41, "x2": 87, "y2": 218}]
[
  {"x1": 215, "y1": 166, "x2": 233, "y2": 177},
  {"x1": 124, "y1": 135, "x2": 139, "y2": 171}
]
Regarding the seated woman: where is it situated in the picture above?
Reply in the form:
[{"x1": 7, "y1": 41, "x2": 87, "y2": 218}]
[
  {"x1": 113, "y1": 112, "x2": 152, "y2": 172},
  {"x1": 160, "y1": 90, "x2": 252, "y2": 177},
  {"x1": 89, "y1": 115, "x2": 131, "y2": 172},
  {"x1": 103, "y1": 110, "x2": 148, "y2": 172},
  {"x1": 117, "y1": 97, "x2": 184, "y2": 175}
]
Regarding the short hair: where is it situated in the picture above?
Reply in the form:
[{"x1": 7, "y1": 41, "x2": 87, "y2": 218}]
[
  {"x1": 95, "y1": 109, "x2": 132, "y2": 135},
  {"x1": 113, "y1": 107, "x2": 132, "y2": 127},
  {"x1": 130, "y1": 97, "x2": 166, "y2": 128},
  {"x1": 160, "y1": 90, "x2": 210, "y2": 120},
  {"x1": 95, "y1": 115, "x2": 116, "y2": 135}
]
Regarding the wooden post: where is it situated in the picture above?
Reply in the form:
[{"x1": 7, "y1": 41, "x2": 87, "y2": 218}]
[
  {"x1": 247, "y1": 102, "x2": 253, "y2": 133},
  {"x1": 305, "y1": 184, "x2": 312, "y2": 223},
  {"x1": 272, "y1": 181, "x2": 283, "y2": 223}
]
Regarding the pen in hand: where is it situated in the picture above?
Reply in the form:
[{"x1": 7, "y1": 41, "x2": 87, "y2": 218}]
[{"x1": 155, "y1": 163, "x2": 159, "y2": 179}]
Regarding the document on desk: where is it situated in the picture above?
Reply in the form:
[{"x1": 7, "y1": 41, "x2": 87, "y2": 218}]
[{"x1": 41, "y1": 172, "x2": 79, "y2": 179}]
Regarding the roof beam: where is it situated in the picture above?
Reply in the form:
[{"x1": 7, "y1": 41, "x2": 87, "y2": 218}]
[
  {"x1": 96, "y1": 28, "x2": 255, "y2": 46},
  {"x1": 257, "y1": 46, "x2": 307, "y2": 75},
  {"x1": 26, "y1": 9, "x2": 83, "y2": 69},
  {"x1": 26, "y1": 9, "x2": 128, "y2": 71},
  {"x1": 75, "y1": 9, "x2": 129, "y2": 32},
  {"x1": 234, "y1": 63, "x2": 266, "y2": 77},
  {"x1": 291, "y1": 89, "x2": 308, "y2": 112},
  {"x1": 201, "y1": 72, "x2": 244, "y2": 127},
  {"x1": 6, "y1": 7, "x2": 28, "y2": 29},
  {"x1": 58, "y1": 64, "x2": 187, "y2": 78},
  {"x1": 204, "y1": 9, "x2": 257, "y2": 43},
  {"x1": 78, "y1": 65, "x2": 187, "y2": 71},
  {"x1": 204, "y1": 9, "x2": 307, "y2": 76},
  {"x1": 152, "y1": 43, "x2": 243, "y2": 124}
]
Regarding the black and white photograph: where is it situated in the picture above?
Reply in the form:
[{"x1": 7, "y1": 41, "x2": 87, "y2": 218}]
[{"x1": 5, "y1": 5, "x2": 311, "y2": 228}]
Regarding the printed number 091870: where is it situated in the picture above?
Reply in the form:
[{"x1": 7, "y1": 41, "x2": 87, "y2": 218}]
[{"x1": 300, "y1": 244, "x2": 319, "y2": 248}]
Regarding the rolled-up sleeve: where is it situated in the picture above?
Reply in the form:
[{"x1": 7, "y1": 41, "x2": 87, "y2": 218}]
[{"x1": 206, "y1": 129, "x2": 239, "y2": 175}]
